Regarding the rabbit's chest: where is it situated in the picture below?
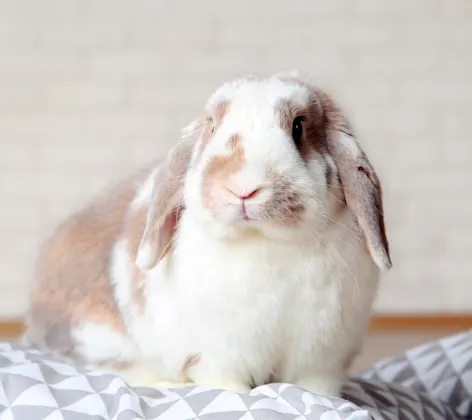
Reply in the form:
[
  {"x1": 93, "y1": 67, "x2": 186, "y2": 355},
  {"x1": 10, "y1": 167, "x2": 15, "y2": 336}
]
[{"x1": 166, "y1": 236, "x2": 343, "y2": 374}]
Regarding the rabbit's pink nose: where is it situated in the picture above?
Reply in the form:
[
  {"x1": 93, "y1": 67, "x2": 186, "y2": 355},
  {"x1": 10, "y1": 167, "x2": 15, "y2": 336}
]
[{"x1": 226, "y1": 186, "x2": 262, "y2": 200}]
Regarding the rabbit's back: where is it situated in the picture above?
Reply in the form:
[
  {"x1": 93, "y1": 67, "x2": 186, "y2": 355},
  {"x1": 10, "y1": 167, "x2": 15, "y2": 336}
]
[{"x1": 23, "y1": 165, "x2": 153, "y2": 363}]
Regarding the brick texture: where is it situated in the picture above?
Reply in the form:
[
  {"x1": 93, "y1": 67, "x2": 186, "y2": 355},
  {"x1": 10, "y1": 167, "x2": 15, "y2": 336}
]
[{"x1": 1, "y1": 0, "x2": 471, "y2": 317}]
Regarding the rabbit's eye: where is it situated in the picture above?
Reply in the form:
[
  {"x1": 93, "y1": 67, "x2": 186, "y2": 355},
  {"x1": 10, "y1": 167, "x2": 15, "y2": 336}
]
[
  {"x1": 292, "y1": 116, "x2": 304, "y2": 147},
  {"x1": 211, "y1": 126, "x2": 215, "y2": 133}
]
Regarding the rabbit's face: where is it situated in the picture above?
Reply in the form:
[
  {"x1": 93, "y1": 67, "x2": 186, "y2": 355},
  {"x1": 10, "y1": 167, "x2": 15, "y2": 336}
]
[
  {"x1": 183, "y1": 75, "x2": 343, "y2": 240},
  {"x1": 137, "y1": 72, "x2": 390, "y2": 271}
]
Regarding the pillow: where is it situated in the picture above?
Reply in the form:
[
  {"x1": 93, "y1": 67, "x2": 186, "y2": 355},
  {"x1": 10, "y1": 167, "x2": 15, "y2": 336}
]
[
  {"x1": 0, "y1": 342, "x2": 463, "y2": 420},
  {"x1": 359, "y1": 330, "x2": 472, "y2": 417},
  {"x1": 343, "y1": 378, "x2": 460, "y2": 420}
]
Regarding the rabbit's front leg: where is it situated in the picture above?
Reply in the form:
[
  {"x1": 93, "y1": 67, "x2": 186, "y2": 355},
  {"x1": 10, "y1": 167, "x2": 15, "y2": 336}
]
[
  {"x1": 187, "y1": 356, "x2": 252, "y2": 394},
  {"x1": 293, "y1": 370, "x2": 345, "y2": 397}
]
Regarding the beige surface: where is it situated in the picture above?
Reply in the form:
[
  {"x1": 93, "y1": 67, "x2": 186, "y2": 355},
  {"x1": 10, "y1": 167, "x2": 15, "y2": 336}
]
[
  {"x1": 1, "y1": 0, "x2": 472, "y2": 317},
  {"x1": 350, "y1": 331, "x2": 447, "y2": 373}
]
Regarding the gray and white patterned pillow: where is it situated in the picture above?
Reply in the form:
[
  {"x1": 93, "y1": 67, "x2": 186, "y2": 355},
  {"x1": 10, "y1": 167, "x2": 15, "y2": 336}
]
[
  {"x1": 359, "y1": 330, "x2": 472, "y2": 418},
  {"x1": 343, "y1": 379, "x2": 461, "y2": 420},
  {"x1": 0, "y1": 337, "x2": 468, "y2": 420}
]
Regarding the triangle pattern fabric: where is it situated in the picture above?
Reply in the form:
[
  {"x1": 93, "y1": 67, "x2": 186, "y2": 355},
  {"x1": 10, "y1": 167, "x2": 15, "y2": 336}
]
[
  {"x1": 10, "y1": 406, "x2": 58, "y2": 419},
  {"x1": 200, "y1": 412, "x2": 253, "y2": 420},
  {"x1": 183, "y1": 389, "x2": 223, "y2": 415},
  {"x1": 0, "y1": 408, "x2": 15, "y2": 420},
  {"x1": 359, "y1": 330, "x2": 472, "y2": 418},
  {"x1": 150, "y1": 398, "x2": 197, "y2": 420},
  {"x1": 84, "y1": 373, "x2": 121, "y2": 393},
  {"x1": 0, "y1": 336, "x2": 469, "y2": 420},
  {"x1": 2, "y1": 375, "x2": 43, "y2": 404},
  {"x1": 143, "y1": 400, "x2": 178, "y2": 418},
  {"x1": 1, "y1": 363, "x2": 45, "y2": 382},
  {"x1": 59, "y1": 392, "x2": 108, "y2": 416},
  {"x1": 50, "y1": 389, "x2": 94, "y2": 408},
  {"x1": 42, "y1": 409, "x2": 66, "y2": 420},
  {"x1": 60, "y1": 410, "x2": 98, "y2": 420},
  {"x1": 50, "y1": 374, "x2": 96, "y2": 393},
  {"x1": 199, "y1": 391, "x2": 248, "y2": 415},
  {"x1": 11, "y1": 383, "x2": 59, "y2": 408},
  {"x1": 96, "y1": 392, "x2": 123, "y2": 418}
]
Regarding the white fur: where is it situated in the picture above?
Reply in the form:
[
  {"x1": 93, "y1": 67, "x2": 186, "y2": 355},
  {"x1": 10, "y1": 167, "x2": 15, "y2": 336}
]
[
  {"x1": 135, "y1": 241, "x2": 156, "y2": 271},
  {"x1": 131, "y1": 169, "x2": 158, "y2": 209},
  {"x1": 110, "y1": 240, "x2": 134, "y2": 319},
  {"x1": 73, "y1": 76, "x2": 383, "y2": 396},
  {"x1": 186, "y1": 79, "x2": 328, "y2": 242},
  {"x1": 72, "y1": 323, "x2": 138, "y2": 364},
  {"x1": 339, "y1": 132, "x2": 361, "y2": 157},
  {"x1": 115, "y1": 208, "x2": 379, "y2": 395}
]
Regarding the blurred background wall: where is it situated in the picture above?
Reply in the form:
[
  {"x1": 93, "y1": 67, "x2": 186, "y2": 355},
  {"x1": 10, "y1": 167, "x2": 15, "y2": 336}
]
[{"x1": 0, "y1": 0, "x2": 471, "y2": 319}]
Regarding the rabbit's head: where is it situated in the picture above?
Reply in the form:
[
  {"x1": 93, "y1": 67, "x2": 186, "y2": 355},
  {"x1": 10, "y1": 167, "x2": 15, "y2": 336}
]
[{"x1": 136, "y1": 72, "x2": 391, "y2": 272}]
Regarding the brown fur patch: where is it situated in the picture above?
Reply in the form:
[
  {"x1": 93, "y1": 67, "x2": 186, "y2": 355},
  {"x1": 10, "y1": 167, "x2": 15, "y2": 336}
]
[
  {"x1": 274, "y1": 74, "x2": 349, "y2": 139},
  {"x1": 201, "y1": 100, "x2": 230, "y2": 146},
  {"x1": 100, "y1": 360, "x2": 134, "y2": 370},
  {"x1": 275, "y1": 75, "x2": 351, "y2": 135},
  {"x1": 212, "y1": 100, "x2": 229, "y2": 128},
  {"x1": 263, "y1": 171, "x2": 305, "y2": 224},
  {"x1": 281, "y1": 78, "x2": 391, "y2": 268},
  {"x1": 228, "y1": 133, "x2": 240, "y2": 150},
  {"x1": 181, "y1": 353, "x2": 201, "y2": 379},
  {"x1": 25, "y1": 165, "x2": 155, "y2": 361},
  {"x1": 276, "y1": 97, "x2": 327, "y2": 161},
  {"x1": 313, "y1": 88, "x2": 391, "y2": 268},
  {"x1": 137, "y1": 134, "x2": 197, "y2": 270},
  {"x1": 201, "y1": 118, "x2": 213, "y2": 146},
  {"x1": 203, "y1": 134, "x2": 244, "y2": 208},
  {"x1": 275, "y1": 86, "x2": 347, "y2": 213},
  {"x1": 185, "y1": 101, "x2": 231, "y2": 175},
  {"x1": 312, "y1": 87, "x2": 352, "y2": 136}
]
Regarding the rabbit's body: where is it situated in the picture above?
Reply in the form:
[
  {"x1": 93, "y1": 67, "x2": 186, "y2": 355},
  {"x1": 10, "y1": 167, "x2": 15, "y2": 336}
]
[
  {"x1": 23, "y1": 167, "x2": 151, "y2": 362},
  {"x1": 25, "y1": 72, "x2": 391, "y2": 396},
  {"x1": 112, "y1": 170, "x2": 378, "y2": 393}
]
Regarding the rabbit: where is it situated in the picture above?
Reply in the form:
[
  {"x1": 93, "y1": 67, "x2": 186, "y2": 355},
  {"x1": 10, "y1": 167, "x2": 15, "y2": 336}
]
[{"x1": 23, "y1": 71, "x2": 392, "y2": 397}]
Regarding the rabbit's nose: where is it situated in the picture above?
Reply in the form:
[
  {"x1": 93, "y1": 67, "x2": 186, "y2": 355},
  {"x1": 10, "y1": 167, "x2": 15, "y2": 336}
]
[{"x1": 225, "y1": 186, "x2": 262, "y2": 201}]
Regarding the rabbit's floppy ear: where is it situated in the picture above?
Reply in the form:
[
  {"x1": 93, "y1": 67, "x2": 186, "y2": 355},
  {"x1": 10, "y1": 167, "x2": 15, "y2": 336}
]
[
  {"x1": 135, "y1": 130, "x2": 199, "y2": 271},
  {"x1": 314, "y1": 87, "x2": 392, "y2": 271}
]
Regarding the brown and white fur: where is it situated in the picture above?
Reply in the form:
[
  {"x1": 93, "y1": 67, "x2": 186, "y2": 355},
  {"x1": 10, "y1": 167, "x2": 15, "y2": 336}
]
[{"x1": 23, "y1": 71, "x2": 391, "y2": 396}]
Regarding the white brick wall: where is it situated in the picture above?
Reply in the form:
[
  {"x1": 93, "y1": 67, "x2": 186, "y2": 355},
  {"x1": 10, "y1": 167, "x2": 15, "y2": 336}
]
[{"x1": 1, "y1": 0, "x2": 471, "y2": 317}]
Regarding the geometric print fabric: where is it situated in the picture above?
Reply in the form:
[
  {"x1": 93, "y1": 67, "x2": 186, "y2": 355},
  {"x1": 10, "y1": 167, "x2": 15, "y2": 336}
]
[
  {"x1": 1, "y1": 334, "x2": 470, "y2": 420},
  {"x1": 360, "y1": 330, "x2": 472, "y2": 418}
]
